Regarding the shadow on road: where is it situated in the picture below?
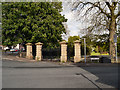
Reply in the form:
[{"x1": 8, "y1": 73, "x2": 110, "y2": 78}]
[
  {"x1": 75, "y1": 63, "x2": 120, "y2": 89},
  {"x1": 2, "y1": 58, "x2": 120, "y2": 89},
  {"x1": 2, "y1": 66, "x2": 75, "y2": 69}
]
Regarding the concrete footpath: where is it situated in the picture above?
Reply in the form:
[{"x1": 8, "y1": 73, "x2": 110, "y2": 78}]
[{"x1": 2, "y1": 55, "x2": 36, "y2": 62}]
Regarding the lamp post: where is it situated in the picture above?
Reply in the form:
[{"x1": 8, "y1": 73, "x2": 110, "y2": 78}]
[
  {"x1": 114, "y1": 34, "x2": 118, "y2": 63},
  {"x1": 84, "y1": 38, "x2": 86, "y2": 63}
]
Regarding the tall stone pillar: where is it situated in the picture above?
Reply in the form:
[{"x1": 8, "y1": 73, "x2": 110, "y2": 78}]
[
  {"x1": 60, "y1": 41, "x2": 67, "y2": 63},
  {"x1": 26, "y1": 43, "x2": 33, "y2": 59},
  {"x1": 74, "y1": 40, "x2": 81, "y2": 63},
  {"x1": 35, "y1": 42, "x2": 43, "y2": 61}
]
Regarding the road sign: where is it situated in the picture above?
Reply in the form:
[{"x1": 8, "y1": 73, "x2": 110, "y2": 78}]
[{"x1": 114, "y1": 34, "x2": 117, "y2": 43}]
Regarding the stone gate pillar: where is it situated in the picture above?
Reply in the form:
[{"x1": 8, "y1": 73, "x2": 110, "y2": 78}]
[
  {"x1": 35, "y1": 42, "x2": 43, "y2": 61},
  {"x1": 26, "y1": 43, "x2": 33, "y2": 59},
  {"x1": 74, "y1": 40, "x2": 81, "y2": 63},
  {"x1": 60, "y1": 41, "x2": 67, "y2": 63}
]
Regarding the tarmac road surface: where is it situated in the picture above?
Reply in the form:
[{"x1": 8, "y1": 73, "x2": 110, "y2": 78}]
[{"x1": 2, "y1": 59, "x2": 119, "y2": 89}]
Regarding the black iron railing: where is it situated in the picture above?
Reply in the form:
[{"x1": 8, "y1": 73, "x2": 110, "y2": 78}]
[{"x1": 42, "y1": 47, "x2": 60, "y2": 61}]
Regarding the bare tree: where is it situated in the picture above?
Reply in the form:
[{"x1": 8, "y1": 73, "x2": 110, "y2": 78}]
[{"x1": 70, "y1": 0, "x2": 120, "y2": 62}]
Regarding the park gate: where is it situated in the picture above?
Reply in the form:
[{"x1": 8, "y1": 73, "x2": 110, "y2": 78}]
[
  {"x1": 26, "y1": 40, "x2": 81, "y2": 63},
  {"x1": 67, "y1": 45, "x2": 74, "y2": 62}
]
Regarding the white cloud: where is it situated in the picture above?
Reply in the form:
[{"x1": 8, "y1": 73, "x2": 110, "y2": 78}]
[{"x1": 61, "y1": 3, "x2": 80, "y2": 37}]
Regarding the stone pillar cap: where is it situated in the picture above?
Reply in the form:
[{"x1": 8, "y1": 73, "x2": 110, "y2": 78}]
[
  {"x1": 74, "y1": 40, "x2": 81, "y2": 43},
  {"x1": 60, "y1": 41, "x2": 67, "y2": 44},
  {"x1": 26, "y1": 43, "x2": 32, "y2": 45},
  {"x1": 35, "y1": 42, "x2": 43, "y2": 45}
]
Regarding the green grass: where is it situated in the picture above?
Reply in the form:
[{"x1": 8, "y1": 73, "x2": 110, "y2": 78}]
[
  {"x1": 90, "y1": 52, "x2": 109, "y2": 56},
  {"x1": 91, "y1": 52, "x2": 101, "y2": 55},
  {"x1": 101, "y1": 53, "x2": 109, "y2": 55}
]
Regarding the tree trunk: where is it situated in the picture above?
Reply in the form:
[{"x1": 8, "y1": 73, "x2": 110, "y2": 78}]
[{"x1": 109, "y1": 16, "x2": 116, "y2": 63}]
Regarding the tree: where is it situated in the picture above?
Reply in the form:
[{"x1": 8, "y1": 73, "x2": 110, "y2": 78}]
[
  {"x1": 2, "y1": 2, "x2": 67, "y2": 49},
  {"x1": 67, "y1": 36, "x2": 80, "y2": 58},
  {"x1": 80, "y1": 35, "x2": 93, "y2": 55},
  {"x1": 117, "y1": 36, "x2": 120, "y2": 56},
  {"x1": 80, "y1": 33, "x2": 109, "y2": 55},
  {"x1": 68, "y1": 36, "x2": 80, "y2": 47},
  {"x1": 67, "y1": 35, "x2": 91, "y2": 58},
  {"x1": 117, "y1": 26, "x2": 120, "y2": 56},
  {"x1": 71, "y1": 1, "x2": 120, "y2": 61},
  {"x1": 92, "y1": 34, "x2": 109, "y2": 53}
]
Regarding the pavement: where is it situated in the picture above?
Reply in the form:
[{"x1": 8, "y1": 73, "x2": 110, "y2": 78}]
[
  {"x1": 1, "y1": 55, "x2": 120, "y2": 89},
  {"x1": 2, "y1": 55, "x2": 36, "y2": 62}
]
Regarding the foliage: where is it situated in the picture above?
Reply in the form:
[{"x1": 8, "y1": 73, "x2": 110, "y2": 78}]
[
  {"x1": 68, "y1": 36, "x2": 80, "y2": 48},
  {"x1": 67, "y1": 35, "x2": 91, "y2": 56},
  {"x1": 71, "y1": 1, "x2": 120, "y2": 60},
  {"x1": 117, "y1": 34, "x2": 120, "y2": 56},
  {"x1": 92, "y1": 34, "x2": 109, "y2": 53},
  {"x1": 80, "y1": 34, "x2": 110, "y2": 55},
  {"x1": 67, "y1": 36, "x2": 80, "y2": 57},
  {"x1": 80, "y1": 35, "x2": 92, "y2": 55},
  {"x1": 117, "y1": 26, "x2": 120, "y2": 56},
  {"x1": 2, "y1": 2, "x2": 67, "y2": 49}
]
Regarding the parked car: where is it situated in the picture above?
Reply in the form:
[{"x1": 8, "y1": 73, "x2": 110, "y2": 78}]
[
  {"x1": 89, "y1": 56, "x2": 100, "y2": 62},
  {"x1": 10, "y1": 48, "x2": 19, "y2": 52},
  {"x1": 99, "y1": 56, "x2": 111, "y2": 63}
]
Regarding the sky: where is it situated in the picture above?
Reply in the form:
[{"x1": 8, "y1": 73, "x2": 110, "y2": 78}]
[
  {"x1": 60, "y1": 1, "x2": 89, "y2": 41},
  {"x1": 60, "y1": 1, "x2": 113, "y2": 40},
  {"x1": 61, "y1": 1, "x2": 82, "y2": 38}
]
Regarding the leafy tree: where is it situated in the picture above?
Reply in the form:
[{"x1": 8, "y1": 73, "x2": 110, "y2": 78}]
[
  {"x1": 80, "y1": 34, "x2": 110, "y2": 55},
  {"x1": 67, "y1": 35, "x2": 91, "y2": 57},
  {"x1": 2, "y1": 2, "x2": 67, "y2": 49},
  {"x1": 68, "y1": 36, "x2": 80, "y2": 48},
  {"x1": 117, "y1": 28, "x2": 120, "y2": 56},
  {"x1": 67, "y1": 36, "x2": 80, "y2": 58},
  {"x1": 80, "y1": 35, "x2": 92, "y2": 55},
  {"x1": 71, "y1": 1, "x2": 120, "y2": 61},
  {"x1": 92, "y1": 34, "x2": 109, "y2": 53}
]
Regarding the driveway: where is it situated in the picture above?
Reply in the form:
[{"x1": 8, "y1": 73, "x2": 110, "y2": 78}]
[{"x1": 2, "y1": 59, "x2": 119, "y2": 89}]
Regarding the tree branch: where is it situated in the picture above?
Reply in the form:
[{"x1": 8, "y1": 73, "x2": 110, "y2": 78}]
[
  {"x1": 105, "y1": 2, "x2": 111, "y2": 9},
  {"x1": 79, "y1": 2, "x2": 111, "y2": 18}
]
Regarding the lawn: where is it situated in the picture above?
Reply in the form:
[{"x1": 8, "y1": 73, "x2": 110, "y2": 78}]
[{"x1": 90, "y1": 52, "x2": 109, "y2": 56}]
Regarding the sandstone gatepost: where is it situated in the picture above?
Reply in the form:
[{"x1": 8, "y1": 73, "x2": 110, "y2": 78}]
[
  {"x1": 60, "y1": 41, "x2": 67, "y2": 63},
  {"x1": 26, "y1": 43, "x2": 33, "y2": 59},
  {"x1": 35, "y1": 42, "x2": 43, "y2": 61},
  {"x1": 74, "y1": 40, "x2": 81, "y2": 63}
]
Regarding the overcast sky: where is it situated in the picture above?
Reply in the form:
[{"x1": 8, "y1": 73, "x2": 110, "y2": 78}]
[
  {"x1": 61, "y1": 1, "x2": 82, "y2": 38},
  {"x1": 60, "y1": 1, "x2": 113, "y2": 40},
  {"x1": 60, "y1": 1, "x2": 89, "y2": 41}
]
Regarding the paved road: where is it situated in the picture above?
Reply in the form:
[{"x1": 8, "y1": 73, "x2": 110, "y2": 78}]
[{"x1": 2, "y1": 59, "x2": 119, "y2": 89}]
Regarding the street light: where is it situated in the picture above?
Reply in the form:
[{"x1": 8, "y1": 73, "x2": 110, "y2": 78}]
[{"x1": 84, "y1": 38, "x2": 86, "y2": 63}]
